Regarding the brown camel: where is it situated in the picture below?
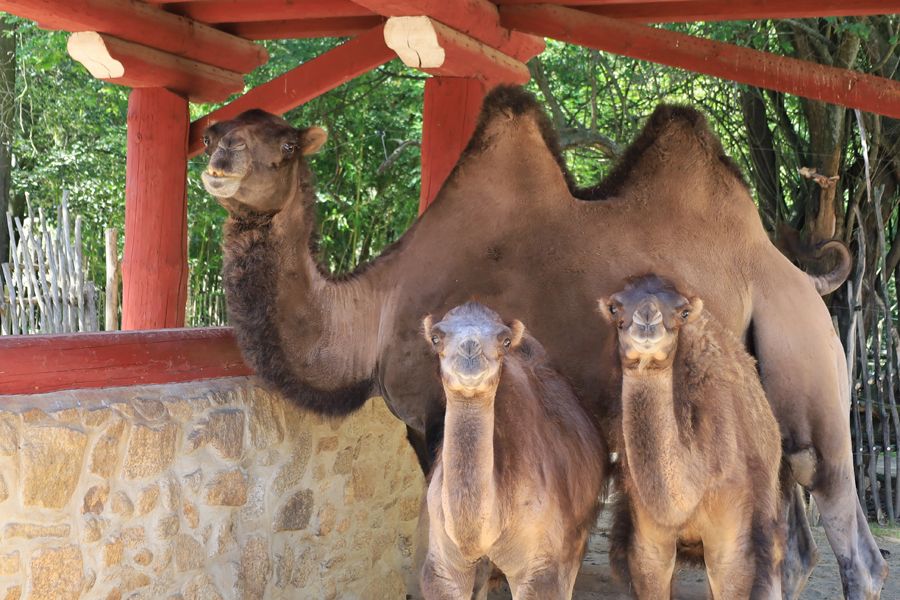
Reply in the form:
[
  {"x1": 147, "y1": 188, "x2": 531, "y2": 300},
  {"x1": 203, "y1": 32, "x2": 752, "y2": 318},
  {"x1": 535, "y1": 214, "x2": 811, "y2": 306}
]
[
  {"x1": 201, "y1": 88, "x2": 887, "y2": 598},
  {"x1": 418, "y1": 302, "x2": 605, "y2": 599},
  {"x1": 601, "y1": 275, "x2": 782, "y2": 599}
]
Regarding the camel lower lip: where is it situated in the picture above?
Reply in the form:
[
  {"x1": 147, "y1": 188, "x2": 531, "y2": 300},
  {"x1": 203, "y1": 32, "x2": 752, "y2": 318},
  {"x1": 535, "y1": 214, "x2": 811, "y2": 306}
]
[{"x1": 201, "y1": 172, "x2": 242, "y2": 198}]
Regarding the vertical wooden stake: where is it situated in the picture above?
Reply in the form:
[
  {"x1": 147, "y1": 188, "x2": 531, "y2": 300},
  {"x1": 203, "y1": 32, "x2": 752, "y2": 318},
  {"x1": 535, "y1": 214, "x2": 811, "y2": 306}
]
[
  {"x1": 105, "y1": 227, "x2": 119, "y2": 331},
  {"x1": 122, "y1": 87, "x2": 189, "y2": 329},
  {"x1": 418, "y1": 77, "x2": 485, "y2": 214}
]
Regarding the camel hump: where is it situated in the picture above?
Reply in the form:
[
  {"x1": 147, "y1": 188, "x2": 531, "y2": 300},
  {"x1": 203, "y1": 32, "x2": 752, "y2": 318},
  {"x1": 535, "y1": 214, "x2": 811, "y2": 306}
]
[
  {"x1": 579, "y1": 103, "x2": 749, "y2": 201},
  {"x1": 805, "y1": 239, "x2": 852, "y2": 295}
]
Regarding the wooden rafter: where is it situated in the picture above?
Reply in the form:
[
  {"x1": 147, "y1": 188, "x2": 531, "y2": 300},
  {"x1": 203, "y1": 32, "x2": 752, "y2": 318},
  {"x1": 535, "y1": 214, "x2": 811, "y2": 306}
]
[
  {"x1": 501, "y1": 4, "x2": 900, "y2": 119},
  {"x1": 0, "y1": 0, "x2": 267, "y2": 74},
  {"x1": 353, "y1": 0, "x2": 545, "y2": 61},
  {"x1": 160, "y1": 0, "x2": 376, "y2": 23},
  {"x1": 0, "y1": 328, "x2": 251, "y2": 395},
  {"x1": 384, "y1": 16, "x2": 530, "y2": 84},
  {"x1": 67, "y1": 32, "x2": 244, "y2": 102},
  {"x1": 223, "y1": 16, "x2": 386, "y2": 40},
  {"x1": 187, "y1": 25, "x2": 395, "y2": 156},
  {"x1": 494, "y1": 0, "x2": 900, "y2": 22}
]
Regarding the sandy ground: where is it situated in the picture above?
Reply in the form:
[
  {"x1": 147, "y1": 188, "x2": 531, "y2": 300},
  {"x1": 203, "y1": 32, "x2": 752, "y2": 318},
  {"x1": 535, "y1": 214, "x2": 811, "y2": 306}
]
[{"x1": 487, "y1": 515, "x2": 900, "y2": 599}]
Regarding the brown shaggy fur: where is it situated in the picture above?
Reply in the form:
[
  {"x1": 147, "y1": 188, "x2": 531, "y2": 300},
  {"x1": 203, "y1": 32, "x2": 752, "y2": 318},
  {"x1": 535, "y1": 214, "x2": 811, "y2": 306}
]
[
  {"x1": 604, "y1": 276, "x2": 783, "y2": 599},
  {"x1": 421, "y1": 303, "x2": 606, "y2": 598}
]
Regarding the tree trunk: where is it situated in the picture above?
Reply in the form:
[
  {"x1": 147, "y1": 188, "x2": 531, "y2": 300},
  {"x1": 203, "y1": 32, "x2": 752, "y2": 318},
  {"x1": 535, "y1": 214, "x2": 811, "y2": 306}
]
[{"x1": 0, "y1": 20, "x2": 15, "y2": 263}]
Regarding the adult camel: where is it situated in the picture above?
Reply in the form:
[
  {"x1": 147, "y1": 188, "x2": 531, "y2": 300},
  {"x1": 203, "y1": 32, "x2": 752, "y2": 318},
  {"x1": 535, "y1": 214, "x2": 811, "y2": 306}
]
[{"x1": 200, "y1": 87, "x2": 887, "y2": 599}]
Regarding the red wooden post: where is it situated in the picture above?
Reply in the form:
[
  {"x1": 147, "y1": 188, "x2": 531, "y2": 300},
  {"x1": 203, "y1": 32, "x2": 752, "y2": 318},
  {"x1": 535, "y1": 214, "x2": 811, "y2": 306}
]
[
  {"x1": 122, "y1": 87, "x2": 189, "y2": 330},
  {"x1": 419, "y1": 77, "x2": 485, "y2": 214}
]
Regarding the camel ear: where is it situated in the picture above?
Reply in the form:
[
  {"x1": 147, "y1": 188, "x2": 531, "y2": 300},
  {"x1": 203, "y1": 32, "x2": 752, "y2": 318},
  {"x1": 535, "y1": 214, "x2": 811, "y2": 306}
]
[
  {"x1": 683, "y1": 297, "x2": 704, "y2": 324},
  {"x1": 509, "y1": 320, "x2": 525, "y2": 349},
  {"x1": 421, "y1": 314, "x2": 433, "y2": 343},
  {"x1": 301, "y1": 126, "x2": 328, "y2": 155}
]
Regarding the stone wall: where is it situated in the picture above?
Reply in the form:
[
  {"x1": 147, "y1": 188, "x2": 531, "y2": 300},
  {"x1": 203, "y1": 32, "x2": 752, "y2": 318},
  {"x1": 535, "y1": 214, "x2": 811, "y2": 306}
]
[{"x1": 0, "y1": 378, "x2": 424, "y2": 599}]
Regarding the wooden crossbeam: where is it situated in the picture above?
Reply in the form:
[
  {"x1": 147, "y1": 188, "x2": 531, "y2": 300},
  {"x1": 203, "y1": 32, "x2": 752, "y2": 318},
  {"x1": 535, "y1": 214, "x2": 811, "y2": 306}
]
[
  {"x1": 67, "y1": 32, "x2": 244, "y2": 102},
  {"x1": 495, "y1": 0, "x2": 900, "y2": 22},
  {"x1": 384, "y1": 16, "x2": 530, "y2": 84},
  {"x1": 188, "y1": 25, "x2": 395, "y2": 156},
  {"x1": 501, "y1": 4, "x2": 900, "y2": 119},
  {"x1": 0, "y1": 0, "x2": 267, "y2": 74},
  {"x1": 350, "y1": 0, "x2": 545, "y2": 61},
  {"x1": 223, "y1": 16, "x2": 386, "y2": 40},
  {"x1": 161, "y1": 0, "x2": 376, "y2": 23},
  {"x1": 0, "y1": 328, "x2": 251, "y2": 395}
]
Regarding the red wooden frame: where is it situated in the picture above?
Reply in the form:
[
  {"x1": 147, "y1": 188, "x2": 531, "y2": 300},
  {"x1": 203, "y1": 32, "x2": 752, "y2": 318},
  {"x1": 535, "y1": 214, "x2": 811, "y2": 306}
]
[
  {"x1": 0, "y1": 328, "x2": 251, "y2": 396},
  {"x1": 501, "y1": 4, "x2": 900, "y2": 119},
  {"x1": 188, "y1": 25, "x2": 395, "y2": 156}
]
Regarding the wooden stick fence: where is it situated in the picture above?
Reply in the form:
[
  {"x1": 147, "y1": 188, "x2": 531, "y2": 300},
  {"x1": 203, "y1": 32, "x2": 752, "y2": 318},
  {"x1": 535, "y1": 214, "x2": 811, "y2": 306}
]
[{"x1": 1, "y1": 193, "x2": 99, "y2": 335}]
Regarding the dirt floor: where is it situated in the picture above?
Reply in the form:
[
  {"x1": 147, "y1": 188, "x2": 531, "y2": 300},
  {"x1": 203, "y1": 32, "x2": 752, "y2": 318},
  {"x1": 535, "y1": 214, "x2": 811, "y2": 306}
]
[{"x1": 488, "y1": 515, "x2": 900, "y2": 599}]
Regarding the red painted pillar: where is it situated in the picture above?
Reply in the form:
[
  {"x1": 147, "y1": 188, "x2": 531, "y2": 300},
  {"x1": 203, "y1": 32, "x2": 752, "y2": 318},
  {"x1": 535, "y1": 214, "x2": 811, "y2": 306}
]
[
  {"x1": 418, "y1": 77, "x2": 486, "y2": 214},
  {"x1": 122, "y1": 87, "x2": 189, "y2": 329}
]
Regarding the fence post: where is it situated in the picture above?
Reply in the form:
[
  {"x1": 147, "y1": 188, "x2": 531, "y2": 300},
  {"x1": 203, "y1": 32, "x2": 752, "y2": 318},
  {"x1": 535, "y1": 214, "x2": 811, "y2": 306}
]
[{"x1": 105, "y1": 227, "x2": 119, "y2": 331}]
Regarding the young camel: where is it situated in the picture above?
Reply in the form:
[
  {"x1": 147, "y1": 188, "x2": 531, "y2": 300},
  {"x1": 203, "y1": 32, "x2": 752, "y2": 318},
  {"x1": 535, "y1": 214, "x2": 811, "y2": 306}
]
[
  {"x1": 420, "y1": 302, "x2": 606, "y2": 599},
  {"x1": 600, "y1": 275, "x2": 783, "y2": 599}
]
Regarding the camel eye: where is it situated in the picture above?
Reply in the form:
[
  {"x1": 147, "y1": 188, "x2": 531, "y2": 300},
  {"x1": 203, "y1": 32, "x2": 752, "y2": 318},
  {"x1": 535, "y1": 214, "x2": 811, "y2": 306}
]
[
  {"x1": 609, "y1": 305, "x2": 618, "y2": 315},
  {"x1": 502, "y1": 338, "x2": 511, "y2": 349},
  {"x1": 202, "y1": 135, "x2": 210, "y2": 147},
  {"x1": 681, "y1": 310, "x2": 690, "y2": 319},
  {"x1": 282, "y1": 142, "x2": 296, "y2": 155},
  {"x1": 431, "y1": 335, "x2": 440, "y2": 346}
]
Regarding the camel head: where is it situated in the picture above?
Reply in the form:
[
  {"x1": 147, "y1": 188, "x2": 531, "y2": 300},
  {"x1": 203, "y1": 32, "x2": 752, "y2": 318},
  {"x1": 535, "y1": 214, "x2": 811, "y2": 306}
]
[
  {"x1": 600, "y1": 275, "x2": 703, "y2": 370},
  {"x1": 201, "y1": 109, "x2": 327, "y2": 214},
  {"x1": 422, "y1": 302, "x2": 525, "y2": 399}
]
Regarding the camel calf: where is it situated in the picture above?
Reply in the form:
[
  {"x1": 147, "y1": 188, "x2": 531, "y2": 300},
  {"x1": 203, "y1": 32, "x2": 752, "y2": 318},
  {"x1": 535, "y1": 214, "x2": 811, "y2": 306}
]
[
  {"x1": 419, "y1": 302, "x2": 606, "y2": 599},
  {"x1": 600, "y1": 275, "x2": 783, "y2": 599}
]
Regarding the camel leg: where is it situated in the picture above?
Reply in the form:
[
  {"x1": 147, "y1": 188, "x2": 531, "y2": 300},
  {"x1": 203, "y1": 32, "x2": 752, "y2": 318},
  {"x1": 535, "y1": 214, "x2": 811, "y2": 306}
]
[
  {"x1": 811, "y1": 456, "x2": 889, "y2": 600},
  {"x1": 702, "y1": 520, "x2": 755, "y2": 600},
  {"x1": 421, "y1": 550, "x2": 476, "y2": 600},
  {"x1": 626, "y1": 511, "x2": 677, "y2": 600},
  {"x1": 750, "y1": 277, "x2": 887, "y2": 599},
  {"x1": 781, "y1": 482, "x2": 819, "y2": 599},
  {"x1": 508, "y1": 566, "x2": 569, "y2": 600}
]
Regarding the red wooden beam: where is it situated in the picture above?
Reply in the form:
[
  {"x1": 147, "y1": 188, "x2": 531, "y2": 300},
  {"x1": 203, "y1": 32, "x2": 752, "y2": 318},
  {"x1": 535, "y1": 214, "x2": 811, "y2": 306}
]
[
  {"x1": 188, "y1": 25, "x2": 395, "y2": 157},
  {"x1": 354, "y1": 0, "x2": 545, "y2": 61},
  {"x1": 122, "y1": 88, "x2": 189, "y2": 329},
  {"x1": 161, "y1": 0, "x2": 376, "y2": 23},
  {"x1": 223, "y1": 16, "x2": 386, "y2": 40},
  {"x1": 0, "y1": 328, "x2": 251, "y2": 395},
  {"x1": 494, "y1": 0, "x2": 900, "y2": 22},
  {"x1": 501, "y1": 5, "x2": 900, "y2": 119},
  {"x1": 66, "y1": 32, "x2": 244, "y2": 103},
  {"x1": 419, "y1": 77, "x2": 485, "y2": 213},
  {"x1": 578, "y1": 0, "x2": 900, "y2": 23},
  {"x1": 384, "y1": 17, "x2": 530, "y2": 84},
  {"x1": 0, "y1": 0, "x2": 267, "y2": 74}
]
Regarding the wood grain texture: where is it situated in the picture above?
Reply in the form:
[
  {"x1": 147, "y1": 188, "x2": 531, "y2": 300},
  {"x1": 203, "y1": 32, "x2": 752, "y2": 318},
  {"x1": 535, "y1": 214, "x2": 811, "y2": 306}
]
[
  {"x1": 0, "y1": 328, "x2": 251, "y2": 395},
  {"x1": 122, "y1": 87, "x2": 189, "y2": 330}
]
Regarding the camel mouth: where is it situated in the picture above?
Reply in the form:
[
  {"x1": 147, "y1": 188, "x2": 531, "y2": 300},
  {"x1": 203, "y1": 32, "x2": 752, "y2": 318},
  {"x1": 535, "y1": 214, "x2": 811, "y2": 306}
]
[{"x1": 201, "y1": 171, "x2": 243, "y2": 198}]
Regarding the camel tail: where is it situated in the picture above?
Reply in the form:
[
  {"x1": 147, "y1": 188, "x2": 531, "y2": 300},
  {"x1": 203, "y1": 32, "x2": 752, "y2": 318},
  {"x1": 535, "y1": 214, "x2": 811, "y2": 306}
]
[{"x1": 806, "y1": 239, "x2": 851, "y2": 296}]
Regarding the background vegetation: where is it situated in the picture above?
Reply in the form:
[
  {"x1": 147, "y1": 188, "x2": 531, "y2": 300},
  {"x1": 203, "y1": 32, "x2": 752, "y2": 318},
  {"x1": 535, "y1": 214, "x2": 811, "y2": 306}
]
[{"x1": 1, "y1": 14, "x2": 899, "y2": 521}]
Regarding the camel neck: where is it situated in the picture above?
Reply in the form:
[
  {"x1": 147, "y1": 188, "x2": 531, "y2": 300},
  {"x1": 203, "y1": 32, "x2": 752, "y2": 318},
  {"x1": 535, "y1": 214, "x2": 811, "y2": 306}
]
[
  {"x1": 440, "y1": 391, "x2": 500, "y2": 559},
  {"x1": 220, "y1": 162, "x2": 383, "y2": 414},
  {"x1": 621, "y1": 366, "x2": 705, "y2": 525}
]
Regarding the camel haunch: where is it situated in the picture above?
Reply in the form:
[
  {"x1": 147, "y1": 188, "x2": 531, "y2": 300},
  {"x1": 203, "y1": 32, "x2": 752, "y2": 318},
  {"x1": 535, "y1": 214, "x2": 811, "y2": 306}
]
[{"x1": 203, "y1": 87, "x2": 887, "y2": 598}]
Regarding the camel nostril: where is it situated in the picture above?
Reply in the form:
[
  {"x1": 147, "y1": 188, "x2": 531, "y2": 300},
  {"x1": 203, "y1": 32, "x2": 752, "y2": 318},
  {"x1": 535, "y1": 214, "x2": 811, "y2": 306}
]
[{"x1": 459, "y1": 339, "x2": 482, "y2": 358}]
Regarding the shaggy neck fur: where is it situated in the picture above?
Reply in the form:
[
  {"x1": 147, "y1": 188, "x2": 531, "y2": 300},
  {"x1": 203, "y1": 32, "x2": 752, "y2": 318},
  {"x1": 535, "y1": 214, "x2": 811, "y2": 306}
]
[
  {"x1": 440, "y1": 389, "x2": 501, "y2": 560},
  {"x1": 621, "y1": 344, "x2": 707, "y2": 527},
  {"x1": 221, "y1": 159, "x2": 382, "y2": 415}
]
